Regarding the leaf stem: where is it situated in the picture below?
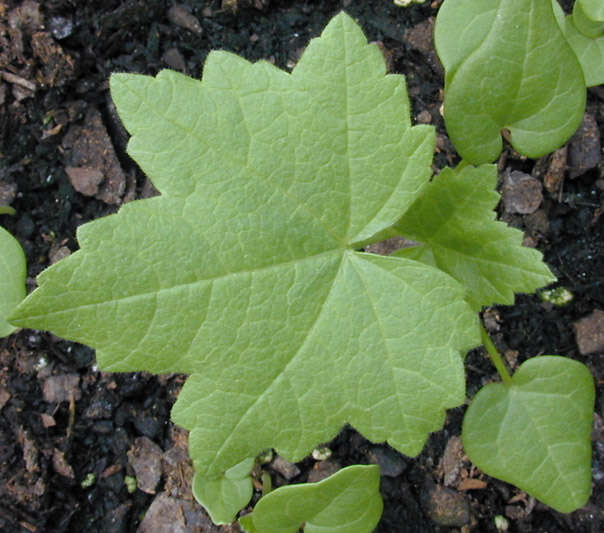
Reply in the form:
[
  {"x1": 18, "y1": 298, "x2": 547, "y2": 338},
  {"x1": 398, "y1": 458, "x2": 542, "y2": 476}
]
[{"x1": 480, "y1": 322, "x2": 512, "y2": 385}]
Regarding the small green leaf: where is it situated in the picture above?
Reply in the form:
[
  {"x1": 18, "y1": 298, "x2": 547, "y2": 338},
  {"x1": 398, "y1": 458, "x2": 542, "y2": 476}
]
[
  {"x1": 0, "y1": 226, "x2": 26, "y2": 337},
  {"x1": 553, "y1": 0, "x2": 604, "y2": 87},
  {"x1": 435, "y1": 0, "x2": 586, "y2": 164},
  {"x1": 239, "y1": 464, "x2": 382, "y2": 533},
  {"x1": 393, "y1": 164, "x2": 556, "y2": 310},
  {"x1": 193, "y1": 457, "x2": 254, "y2": 525},
  {"x1": 463, "y1": 356, "x2": 594, "y2": 513}
]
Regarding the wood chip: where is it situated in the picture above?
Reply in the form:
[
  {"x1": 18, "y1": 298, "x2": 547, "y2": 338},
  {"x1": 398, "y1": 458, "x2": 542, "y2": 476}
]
[
  {"x1": 0, "y1": 70, "x2": 36, "y2": 91},
  {"x1": 40, "y1": 413, "x2": 56, "y2": 428},
  {"x1": 458, "y1": 478, "x2": 487, "y2": 491},
  {"x1": 42, "y1": 374, "x2": 81, "y2": 403},
  {"x1": 271, "y1": 455, "x2": 301, "y2": 480},
  {"x1": 52, "y1": 449, "x2": 75, "y2": 478},
  {"x1": 102, "y1": 464, "x2": 122, "y2": 478}
]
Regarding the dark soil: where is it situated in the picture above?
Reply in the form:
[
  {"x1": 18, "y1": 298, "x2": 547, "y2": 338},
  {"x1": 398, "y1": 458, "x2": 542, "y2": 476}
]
[{"x1": 0, "y1": 1, "x2": 602, "y2": 532}]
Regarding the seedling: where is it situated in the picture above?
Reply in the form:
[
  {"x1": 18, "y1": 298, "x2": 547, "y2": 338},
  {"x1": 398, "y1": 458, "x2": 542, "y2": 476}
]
[{"x1": 7, "y1": 10, "x2": 596, "y2": 530}]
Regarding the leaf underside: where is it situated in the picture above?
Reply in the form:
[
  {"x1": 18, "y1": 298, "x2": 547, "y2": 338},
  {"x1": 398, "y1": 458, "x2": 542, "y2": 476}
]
[
  {"x1": 0, "y1": 226, "x2": 26, "y2": 337},
  {"x1": 10, "y1": 12, "x2": 480, "y2": 480},
  {"x1": 463, "y1": 356, "x2": 595, "y2": 513},
  {"x1": 435, "y1": 0, "x2": 586, "y2": 164},
  {"x1": 239, "y1": 464, "x2": 382, "y2": 533},
  {"x1": 393, "y1": 164, "x2": 556, "y2": 311}
]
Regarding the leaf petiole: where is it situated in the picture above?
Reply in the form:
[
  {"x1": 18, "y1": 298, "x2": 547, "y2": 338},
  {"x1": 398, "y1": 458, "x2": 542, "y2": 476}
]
[{"x1": 480, "y1": 322, "x2": 512, "y2": 386}]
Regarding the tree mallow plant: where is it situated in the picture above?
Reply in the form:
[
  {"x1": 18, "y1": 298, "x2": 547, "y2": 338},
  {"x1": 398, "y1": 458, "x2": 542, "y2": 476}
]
[{"x1": 7, "y1": 8, "x2": 597, "y2": 531}]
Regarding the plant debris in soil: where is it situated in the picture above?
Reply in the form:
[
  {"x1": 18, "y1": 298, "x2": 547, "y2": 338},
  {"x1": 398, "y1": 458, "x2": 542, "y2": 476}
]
[{"x1": 0, "y1": 1, "x2": 603, "y2": 532}]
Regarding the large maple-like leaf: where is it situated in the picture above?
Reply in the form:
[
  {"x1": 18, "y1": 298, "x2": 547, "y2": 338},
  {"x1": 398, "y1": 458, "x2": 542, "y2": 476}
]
[{"x1": 10, "y1": 13, "x2": 479, "y2": 478}]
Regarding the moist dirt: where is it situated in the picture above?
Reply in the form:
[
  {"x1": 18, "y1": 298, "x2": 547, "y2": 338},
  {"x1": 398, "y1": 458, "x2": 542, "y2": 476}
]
[{"x1": 0, "y1": 1, "x2": 603, "y2": 532}]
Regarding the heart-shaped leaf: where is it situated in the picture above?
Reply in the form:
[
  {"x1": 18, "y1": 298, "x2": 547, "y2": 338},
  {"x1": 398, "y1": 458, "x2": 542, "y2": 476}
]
[
  {"x1": 192, "y1": 457, "x2": 254, "y2": 525},
  {"x1": 239, "y1": 464, "x2": 382, "y2": 533},
  {"x1": 435, "y1": 0, "x2": 586, "y2": 163},
  {"x1": 463, "y1": 356, "x2": 594, "y2": 512}
]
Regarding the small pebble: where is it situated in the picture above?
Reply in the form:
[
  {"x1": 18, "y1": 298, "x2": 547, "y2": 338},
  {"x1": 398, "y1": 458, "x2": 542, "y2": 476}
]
[
  {"x1": 367, "y1": 446, "x2": 407, "y2": 477},
  {"x1": 133, "y1": 414, "x2": 161, "y2": 439},
  {"x1": 574, "y1": 309, "x2": 604, "y2": 355},
  {"x1": 167, "y1": 4, "x2": 202, "y2": 34},
  {"x1": 162, "y1": 47, "x2": 186, "y2": 72},
  {"x1": 502, "y1": 170, "x2": 542, "y2": 214},
  {"x1": 271, "y1": 455, "x2": 301, "y2": 480},
  {"x1": 568, "y1": 113, "x2": 600, "y2": 179},
  {"x1": 127, "y1": 436, "x2": 163, "y2": 494},
  {"x1": 416, "y1": 110, "x2": 432, "y2": 124},
  {"x1": 84, "y1": 389, "x2": 119, "y2": 419},
  {"x1": 421, "y1": 482, "x2": 470, "y2": 527},
  {"x1": 49, "y1": 16, "x2": 74, "y2": 40},
  {"x1": 307, "y1": 459, "x2": 340, "y2": 483},
  {"x1": 42, "y1": 374, "x2": 81, "y2": 403}
]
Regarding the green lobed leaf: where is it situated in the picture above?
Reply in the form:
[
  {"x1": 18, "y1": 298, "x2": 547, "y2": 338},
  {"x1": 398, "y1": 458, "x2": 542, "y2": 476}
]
[
  {"x1": 463, "y1": 356, "x2": 594, "y2": 513},
  {"x1": 0, "y1": 226, "x2": 26, "y2": 337},
  {"x1": 192, "y1": 457, "x2": 254, "y2": 524},
  {"x1": 434, "y1": 0, "x2": 586, "y2": 164},
  {"x1": 239, "y1": 464, "x2": 382, "y2": 533},
  {"x1": 10, "y1": 12, "x2": 480, "y2": 481},
  {"x1": 553, "y1": 0, "x2": 604, "y2": 86},
  {"x1": 393, "y1": 164, "x2": 556, "y2": 311}
]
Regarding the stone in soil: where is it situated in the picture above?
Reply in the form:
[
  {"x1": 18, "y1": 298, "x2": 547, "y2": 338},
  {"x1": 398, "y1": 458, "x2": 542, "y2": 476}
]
[
  {"x1": 138, "y1": 492, "x2": 224, "y2": 533},
  {"x1": 502, "y1": 170, "x2": 543, "y2": 215},
  {"x1": 62, "y1": 107, "x2": 127, "y2": 204},
  {"x1": 574, "y1": 309, "x2": 604, "y2": 355},
  {"x1": 307, "y1": 459, "x2": 341, "y2": 483},
  {"x1": 127, "y1": 436, "x2": 163, "y2": 494},
  {"x1": 41, "y1": 373, "x2": 80, "y2": 403},
  {"x1": 568, "y1": 113, "x2": 601, "y2": 179},
  {"x1": 439, "y1": 436, "x2": 465, "y2": 487},
  {"x1": 421, "y1": 480, "x2": 471, "y2": 527},
  {"x1": 271, "y1": 455, "x2": 301, "y2": 480},
  {"x1": 367, "y1": 445, "x2": 408, "y2": 478}
]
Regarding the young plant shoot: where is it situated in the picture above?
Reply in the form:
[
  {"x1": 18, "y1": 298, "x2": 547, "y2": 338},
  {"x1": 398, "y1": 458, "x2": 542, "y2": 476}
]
[{"x1": 8, "y1": 10, "x2": 596, "y2": 530}]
